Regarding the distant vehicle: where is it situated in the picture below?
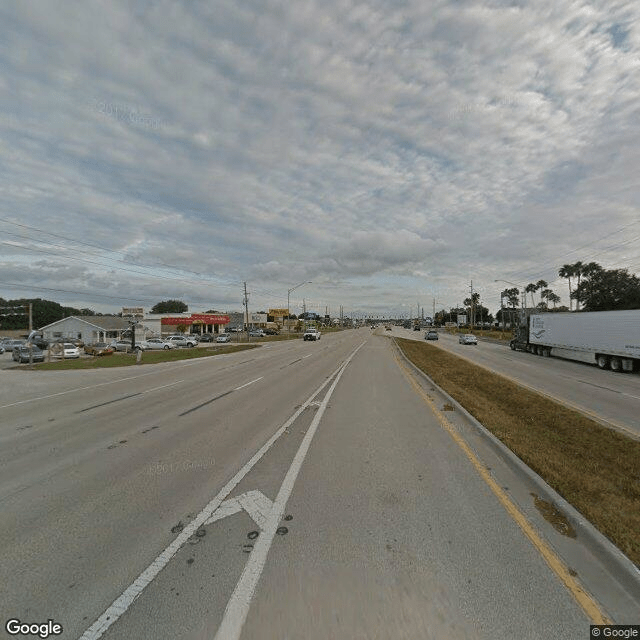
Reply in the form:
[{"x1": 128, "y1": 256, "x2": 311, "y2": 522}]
[
  {"x1": 385, "y1": 325, "x2": 391, "y2": 331},
  {"x1": 2, "y1": 339, "x2": 26, "y2": 352},
  {"x1": 84, "y1": 342, "x2": 115, "y2": 356},
  {"x1": 12, "y1": 345, "x2": 45, "y2": 363},
  {"x1": 144, "y1": 338, "x2": 174, "y2": 350},
  {"x1": 264, "y1": 328, "x2": 279, "y2": 335},
  {"x1": 425, "y1": 330, "x2": 438, "y2": 341},
  {"x1": 413, "y1": 325, "x2": 421, "y2": 331},
  {"x1": 197, "y1": 334, "x2": 216, "y2": 342},
  {"x1": 61, "y1": 343, "x2": 81, "y2": 358},
  {"x1": 110, "y1": 340, "x2": 149, "y2": 352},
  {"x1": 165, "y1": 335, "x2": 197, "y2": 348},
  {"x1": 248, "y1": 329, "x2": 265, "y2": 337},
  {"x1": 509, "y1": 310, "x2": 640, "y2": 372},
  {"x1": 459, "y1": 334, "x2": 478, "y2": 345},
  {"x1": 216, "y1": 334, "x2": 231, "y2": 343},
  {"x1": 303, "y1": 327, "x2": 321, "y2": 341}
]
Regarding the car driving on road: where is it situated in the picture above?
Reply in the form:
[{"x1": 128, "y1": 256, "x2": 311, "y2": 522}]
[
  {"x1": 459, "y1": 334, "x2": 478, "y2": 345},
  {"x1": 425, "y1": 330, "x2": 438, "y2": 341},
  {"x1": 303, "y1": 327, "x2": 321, "y2": 341}
]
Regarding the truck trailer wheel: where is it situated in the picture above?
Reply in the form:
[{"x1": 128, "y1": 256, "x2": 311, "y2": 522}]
[
  {"x1": 596, "y1": 355, "x2": 609, "y2": 369},
  {"x1": 610, "y1": 357, "x2": 622, "y2": 372}
]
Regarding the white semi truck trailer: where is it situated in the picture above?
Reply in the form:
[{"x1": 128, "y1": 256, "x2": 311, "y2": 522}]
[{"x1": 509, "y1": 310, "x2": 640, "y2": 372}]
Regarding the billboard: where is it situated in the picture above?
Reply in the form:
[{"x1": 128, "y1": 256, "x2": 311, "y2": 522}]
[
  {"x1": 457, "y1": 314, "x2": 467, "y2": 325},
  {"x1": 250, "y1": 313, "x2": 267, "y2": 324},
  {"x1": 269, "y1": 309, "x2": 289, "y2": 317},
  {"x1": 122, "y1": 307, "x2": 144, "y2": 316}
]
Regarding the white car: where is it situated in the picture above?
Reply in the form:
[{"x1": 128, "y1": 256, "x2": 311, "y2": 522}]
[
  {"x1": 145, "y1": 338, "x2": 174, "y2": 350},
  {"x1": 303, "y1": 328, "x2": 321, "y2": 341},
  {"x1": 459, "y1": 334, "x2": 478, "y2": 345},
  {"x1": 216, "y1": 334, "x2": 231, "y2": 343},
  {"x1": 62, "y1": 343, "x2": 81, "y2": 358},
  {"x1": 165, "y1": 335, "x2": 198, "y2": 348}
]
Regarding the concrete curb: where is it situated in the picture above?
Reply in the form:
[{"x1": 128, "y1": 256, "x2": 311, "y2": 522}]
[{"x1": 393, "y1": 339, "x2": 640, "y2": 603}]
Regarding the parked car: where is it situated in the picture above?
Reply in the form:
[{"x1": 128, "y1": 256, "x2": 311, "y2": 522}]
[
  {"x1": 144, "y1": 338, "x2": 174, "y2": 350},
  {"x1": 110, "y1": 339, "x2": 149, "y2": 352},
  {"x1": 12, "y1": 345, "x2": 45, "y2": 363},
  {"x1": 61, "y1": 343, "x2": 81, "y2": 358},
  {"x1": 84, "y1": 342, "x2": 115, "y2": 356},
  {"x1": 248, "y1": 330, "x2": 265, "y2": 337},
  {"x1": 425, "y1": 330, "x2": 439, "y2": 341},
  {"x1": 459, "y1": 334, "x2": 478, "y2": 345},
  {"x1": 165, "y1": 335, "x2": 198, "y2": 348},
  {"x1": 197, "y1": 334, "x2": 216, "y2": 342},
  {"x1": 264, "y1": 328, "x2": 279, "y2": 335},
  {"x1": 216, "y1": 334, "x2": 231, "y2": 343},
  {"x1": 2, "y1": 339, "x2": 26, "y2": 352}
]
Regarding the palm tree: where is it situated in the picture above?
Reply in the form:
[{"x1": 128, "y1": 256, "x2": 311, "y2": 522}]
[
  {"x1": 547, "y1": 292, "x2": 561, "y2": 309},
  {"x1": 525, "y1": 283, "x2": 537, "y2": 309},
  {"x1": 558, "y1": 264, "x2": 576, "y2": 311},
  {"x1": 536, "y1": 280, "x2": 548, "y2": 306},
  {"x1": 572, "y1": 261, "x2": 584, "y2": 310}
]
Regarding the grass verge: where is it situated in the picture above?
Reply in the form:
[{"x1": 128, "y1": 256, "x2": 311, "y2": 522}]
[
  {"x1": 32, "y1": 344, "x2": 259, "y2": 370},
  {"x1": 395, "y1": 337, "x2": 640, "y2": 567}
]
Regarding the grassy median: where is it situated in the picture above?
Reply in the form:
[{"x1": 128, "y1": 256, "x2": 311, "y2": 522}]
[
  {"x1": 32, "y1": 344, "x2": 259, "y2": 370},
  {"x1": 395, "y1": 337, "x2": 640, "y2": 567}
]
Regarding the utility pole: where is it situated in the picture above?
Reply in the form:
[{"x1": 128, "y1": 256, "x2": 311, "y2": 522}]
[
  {"x1": 469, "y1": 280, "x2": 475, "y2": 330},
  {"x1": 28, "y1": 303, "x2": 33, "y2": 366},
  {"x1": 243, "y1": 282, "x2": 250, "y2": 342}
]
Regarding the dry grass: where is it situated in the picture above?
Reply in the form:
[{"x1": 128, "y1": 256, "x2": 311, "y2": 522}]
[{"x1": 396, "y1": 337, "x2": 640, "y2": 567}]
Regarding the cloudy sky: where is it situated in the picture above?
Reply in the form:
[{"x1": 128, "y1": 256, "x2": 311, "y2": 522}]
[{"x1": 1, "y1": 0, "x2": 639, "y2": 318}]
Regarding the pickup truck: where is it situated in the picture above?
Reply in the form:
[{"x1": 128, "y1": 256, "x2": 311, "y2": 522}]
[{"x1": 303, "y1": 328, "x2": 321, "y2": 341}]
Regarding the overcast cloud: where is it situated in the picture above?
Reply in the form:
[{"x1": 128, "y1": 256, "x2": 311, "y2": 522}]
[{"x1": 1, "y1": 0, "x2": 639, "y2": 317}]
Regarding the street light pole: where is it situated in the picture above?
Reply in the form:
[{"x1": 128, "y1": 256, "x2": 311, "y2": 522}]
[{"x1": 287, "y1": 281, "x2": 311, "y2": 339}]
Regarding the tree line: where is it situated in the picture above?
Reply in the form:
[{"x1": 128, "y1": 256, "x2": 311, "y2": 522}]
[
  {"x1": 0, "y1": 298, "x2": 97, "y2": 331},
  {"x1": 500, "y1": 261, "x2": 640, "y2": 313}
]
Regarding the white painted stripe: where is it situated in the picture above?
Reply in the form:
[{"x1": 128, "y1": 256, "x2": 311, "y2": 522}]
[
  {"x1": 302, "y1": 354, "x2": 312, "y2": 359},
  {"x1": 214, "y1": 341, "x2": 365, "y2": 640},
  {"x1": 78, "y1": 361, "x2": 349, "y2": 640},
  {"x1": 0, "y1": 369, "x2": 176, "y2": 409},
  {"x1": 139, "y1": 380, "x2": 184, "y2": 395},
  {"x1": 234, "y1": 377, "x2": 263, "y2": 391}
]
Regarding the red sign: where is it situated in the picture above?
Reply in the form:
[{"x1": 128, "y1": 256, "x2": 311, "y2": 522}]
[
  {"x1": 161, "y1": 317, "x2": 193, "y2": 325},
  {"x1": 161, "y1": 314, "x2": 230, "y2": 325}
]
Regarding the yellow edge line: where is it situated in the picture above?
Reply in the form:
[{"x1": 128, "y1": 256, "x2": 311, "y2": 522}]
[{"x1": 392, "y1": 347, "x2": 611, "y2": 625}]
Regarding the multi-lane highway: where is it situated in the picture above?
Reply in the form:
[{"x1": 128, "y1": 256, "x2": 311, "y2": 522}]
[
  {"x1": 1, "y1": 329, "x2": 638, "y2": 639},
  {"x1": 389, "y1": 326, "x2": 640, "y2": 439}
]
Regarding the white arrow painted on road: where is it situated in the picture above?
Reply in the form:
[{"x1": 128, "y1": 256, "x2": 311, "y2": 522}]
[{"x1": 205, "y1": 490, "x2": 274, "y2": 530}]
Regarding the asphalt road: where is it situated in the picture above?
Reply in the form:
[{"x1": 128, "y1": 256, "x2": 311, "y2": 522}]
[
  {"x1": 390, "y1": 326, "x2": 640, "y2": 439},
  {"x1": 0, "y1": 329, "x2": 637, "y2": 640}
]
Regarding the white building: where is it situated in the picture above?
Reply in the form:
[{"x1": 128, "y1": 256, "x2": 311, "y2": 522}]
[{"x1": 39, "y1": 316, "x2": 130, "y2": 344}]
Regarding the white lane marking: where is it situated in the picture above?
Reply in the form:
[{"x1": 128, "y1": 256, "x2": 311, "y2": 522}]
[
  {"x1": 214, "y1": 341, "x2": 365, "y2": 640},
  {"x1": 234, "y1": 377, "x2": 263, "y2": 391},
  {"x1": 205, "y1": 491, "x2": 274, "y2": 530},
  {"x1": 139, "y1": 380, "x2": 184, "y2": 395},
  {"x1": 0, "y1": 369, "x2": 174, "y2": 409},
  {"x1": 302, "y1": 354, "x2": 312, "y2": 359},
  {"x1": 78, "y1": 360, "x2": 349, "y2": 640}
]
